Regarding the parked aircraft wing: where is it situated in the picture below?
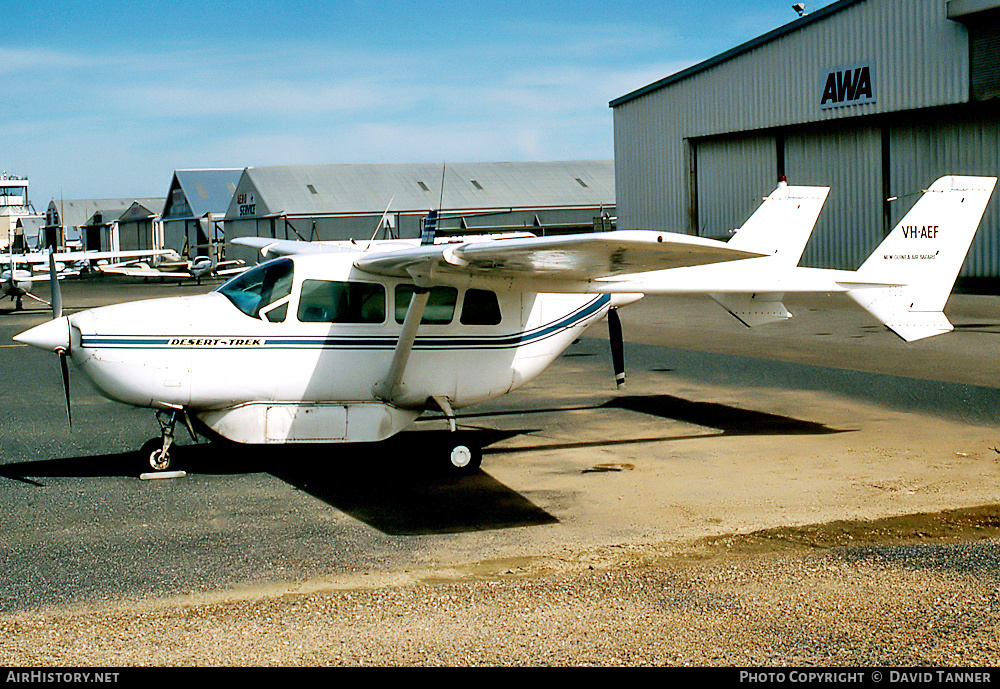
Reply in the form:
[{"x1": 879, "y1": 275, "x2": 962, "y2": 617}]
[
  {"x1": 232, "y1": 237, "x2": 362, "y2": 257},
  {"x1": 97, "y1": 263, "x2": 165, "y2": 277},
  {"x1": 2, "y1": 249, "x2": 179, "y2": 265},
  {"x1": 353, "y1": 230, "x2": 766, "y2": 282}
]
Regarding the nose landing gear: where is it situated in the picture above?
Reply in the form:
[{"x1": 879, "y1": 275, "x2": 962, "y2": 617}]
[{"x1": 141, "y1": 409, "x2": 197, "y2": 471}]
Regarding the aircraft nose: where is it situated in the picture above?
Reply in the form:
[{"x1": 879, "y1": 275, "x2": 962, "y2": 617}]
[{"x1": 13, "y1": 316, "x2": 71, "y2": 352}]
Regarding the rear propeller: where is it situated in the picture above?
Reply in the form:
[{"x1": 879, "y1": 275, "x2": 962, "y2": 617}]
[{"x1": 608, "y1": 306, "x2": 626, "y2": 389}]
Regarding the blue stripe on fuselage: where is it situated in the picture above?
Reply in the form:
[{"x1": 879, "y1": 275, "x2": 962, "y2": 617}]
[{"x1": 81, "y1": 295, "x2": 612, "y2": 351}]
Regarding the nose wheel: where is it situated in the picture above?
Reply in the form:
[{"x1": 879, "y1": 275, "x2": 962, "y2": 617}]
[
  {"x1": 141, "y1": 437, "x2": 173, "y2": 471},
  {"x1": 140, "y1": 409, "x2": 196, "y2": 471}
]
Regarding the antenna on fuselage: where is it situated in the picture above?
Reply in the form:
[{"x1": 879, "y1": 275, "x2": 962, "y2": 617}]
[{"x1": 368, "y1": 196, "x2": 395, "y2": 244}]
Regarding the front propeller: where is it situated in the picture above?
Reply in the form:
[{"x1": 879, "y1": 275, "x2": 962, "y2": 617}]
[
  {"x1": 50, "y1": 249, "x2": 71, "y2": 427},
  {"x1": 608, "y1": 306, "x2": 626, "y2": 389},
  {"x1": 58, "y1": 347, "x2": 72, "y2": 428},
  {"x1": 14, "y1": 250, "x2": 72, "y2": 427}
]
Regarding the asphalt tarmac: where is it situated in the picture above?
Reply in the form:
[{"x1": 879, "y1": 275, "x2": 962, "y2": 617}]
[{"x1": 2, "y1": 276, "x2": 1000, "y2": 625}]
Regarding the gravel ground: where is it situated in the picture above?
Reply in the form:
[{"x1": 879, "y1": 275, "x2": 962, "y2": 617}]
[{"x1": 3, "y1": 510, "x2": 999, "y2": 667}]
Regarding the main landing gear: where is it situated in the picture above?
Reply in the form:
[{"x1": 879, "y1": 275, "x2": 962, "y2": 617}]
[
  {"x1": 141, "y1": 409, "x2": 196, "y2": 471},
  {"x1": 446, "y1": 439, "x2": 482, "y2": 474},
  {"x1": 431, "y1": 395, "x2": 482, "y2": 475}
]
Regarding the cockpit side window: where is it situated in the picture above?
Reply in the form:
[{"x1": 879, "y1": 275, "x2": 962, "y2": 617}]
[
  {"x1": 216, "y1": 258, "x2": 294, "y2": 321},
  {"x1": 297, "y1": 280, "x2": 386, "y2": 323}
]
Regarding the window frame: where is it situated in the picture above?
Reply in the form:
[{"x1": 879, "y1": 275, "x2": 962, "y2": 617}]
[
  {"x1": 459, "y1": 288, "x2": 503, "y2": 326},
  {"x1": 296, "y1": 278, "x2": 387, "y2": 324},
  {"x1": 394, "y1": 284, "x2": 459, "y2": 325}
]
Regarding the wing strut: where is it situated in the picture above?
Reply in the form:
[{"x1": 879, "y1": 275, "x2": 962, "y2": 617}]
[{"x1": 372, "y1": 287, "x2": 430, "y2": 403}]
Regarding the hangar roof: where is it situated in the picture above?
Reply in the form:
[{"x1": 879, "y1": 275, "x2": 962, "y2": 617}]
[
  {"x1": 226, "y1": 161, "x2": 615, "y2": 219},
  {"x1": 611, "y1": 0, "x2": 1000, "y2": 109},
  {"x1": 162, "y1": 169, "x2": 243, "y2": 220},
  {"x1": 48, "y1": 198, "x2": 165, "y2": 229},
  {"x1": 610, "y1": 0, "x2": 865, "y2": 108}
]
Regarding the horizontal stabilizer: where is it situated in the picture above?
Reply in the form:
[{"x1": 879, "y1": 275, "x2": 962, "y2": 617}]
[
  {"x1": 847, "y1": 287, "x2": 953, "y2": 342},
  {"x1": 709, "y1": 293, "x2": 791, "y2": 328}
]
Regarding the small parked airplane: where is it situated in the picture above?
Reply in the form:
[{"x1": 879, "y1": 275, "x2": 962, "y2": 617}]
[
  {"x1": 2, "y1": 247, "x2": 178, "y2": 310},
  {"x1": 13, "y1": 175, "x2": 996, "y2": 474},
  {"x1": 98, "y1": 251, "x2": 247, "y2": 284}
]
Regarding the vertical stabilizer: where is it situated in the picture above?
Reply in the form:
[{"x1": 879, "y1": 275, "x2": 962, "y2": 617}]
[
  {"x1": 711, "y1": 181, "x2": 829, "y2": 327},
  {"x1": 726, "y1": 180, "x2": 830, "y2": 266},
  {"x1": 847, "y1": 175, "x2": 996, "y2": 342}
]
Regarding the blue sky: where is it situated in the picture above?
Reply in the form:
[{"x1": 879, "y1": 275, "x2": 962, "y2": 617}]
[{"x1": 4, "y1": 1, "x2": 835, "y2": 207}]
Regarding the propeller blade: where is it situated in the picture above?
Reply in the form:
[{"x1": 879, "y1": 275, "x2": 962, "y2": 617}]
[
  {"x1": 48, "y1": 250, "x2": 62, "y2": 319},
  {"x1": 608, "y1": 307, "x2": 626, "y2": 389},
  {"x1": 59, "y1": 350, "x2": 72, "y2": 428}
]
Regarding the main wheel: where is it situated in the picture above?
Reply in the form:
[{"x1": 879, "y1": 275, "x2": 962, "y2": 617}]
[{"x1": 447, "y1": 441, "x2": 482, "y2": 474}]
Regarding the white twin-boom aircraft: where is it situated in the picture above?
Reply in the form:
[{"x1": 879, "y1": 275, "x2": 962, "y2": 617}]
[{"x1": 13, "y1": 175, "x2": 997, "y2": 473}]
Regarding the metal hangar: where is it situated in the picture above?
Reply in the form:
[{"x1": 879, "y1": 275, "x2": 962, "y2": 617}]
[
  {"x1": 223, "y1": 161, "x2": 616, "y2": 262},
  {"x1": 611, "y1": 0, "x2": 1000, "y2": 277}
]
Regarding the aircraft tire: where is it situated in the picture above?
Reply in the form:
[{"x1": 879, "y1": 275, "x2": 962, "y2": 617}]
[
  {"x1": 140, "y1": 437, "x2": 171, "y2": 471},
  {"x1": 446, "y1": 440, "x2": 482, "y2": 474}
]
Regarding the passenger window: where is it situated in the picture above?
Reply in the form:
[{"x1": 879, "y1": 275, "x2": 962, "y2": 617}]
[
  {"x1": 297, "y1": 280, "x2": 386, "y2": 323},
  {"x1": 216, "y1": 258, "x2": 294, "y2": 321},
  {"x1": 395, "y1": 285, "x2": 458, "y2": 324},
  {"x1": 460, "y1": 289, "x2": 502, "y2": 325}
]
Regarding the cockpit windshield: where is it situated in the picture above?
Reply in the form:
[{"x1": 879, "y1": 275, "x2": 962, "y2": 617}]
[{"x1": 215, "y1": 258, "x2": 294, "y2": 322}]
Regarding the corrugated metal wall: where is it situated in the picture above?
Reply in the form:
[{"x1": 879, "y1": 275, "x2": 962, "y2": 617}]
[
  {"x1": 613, "y1": 0, "x2": 969, "y2": 228},
  {"x1": 613, "y1": 97, "x2": 687, "y2": 232},
  {"x1": 890, "y1": 117, "x2": 1000, "y2": 277},
  {"x1": 696, "y1": 135, "x2": 777, "y2": 239},
  {"x1": 785, "y1": 126, "x2": 884, "y2": 269}
]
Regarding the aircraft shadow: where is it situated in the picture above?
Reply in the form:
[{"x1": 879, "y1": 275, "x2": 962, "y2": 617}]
[
  {"x1": 0, "y1": 394, "x2": 843, "y2": 535},
  {"x1": 263, "y1": 429, "x2": 558, "y2": 536},
  {"x1": 0, "y1": 429, "x2": 558, "y2": 537},
  {"x1": 479, "y1": 393, "x2": 847, "y2": 455},
  {"x1": 603, "y1": 394, "x2": 843, "y2": 436},
  {"x1": 0, "y1": 452, "x2": 140, "y2": 482}
]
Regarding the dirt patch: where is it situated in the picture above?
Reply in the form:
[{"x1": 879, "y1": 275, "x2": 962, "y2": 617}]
[{"x1": 694, "y1": 503, "x2": 1000, "y2": 559}]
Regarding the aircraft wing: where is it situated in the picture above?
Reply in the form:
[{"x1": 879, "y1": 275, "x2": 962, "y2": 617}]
[
  {"x1": 97, "y1": 263, "x2": 170, "y2": 277},
  {"x1": 16, "y1": 249, "x2": 180, "y2": 264},
  {"x1": 353, "y1": 230, "x2": 766, "y2": 283},
  {"x1": 232, "y1": 237, "x2": 360, "y2": 257},
  {"x1": 216, "y1": 263, "x2": 249, "y2": 276}
]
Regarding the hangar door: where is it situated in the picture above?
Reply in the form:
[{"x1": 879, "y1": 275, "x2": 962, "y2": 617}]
[
  {"x1": 784, "y1": 127, "x2": 883, "y2": 271},
  {"x1": 889, "y1": 117, "x2": 1000, "y2": 279},
  {"x1": 694, "y1": 135, "x2": 776, "y2": 241}
]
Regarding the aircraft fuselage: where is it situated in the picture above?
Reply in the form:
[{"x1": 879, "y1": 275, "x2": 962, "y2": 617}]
[{"x1": 42, "y1": 253, "x2": 619, "y2": 444}]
